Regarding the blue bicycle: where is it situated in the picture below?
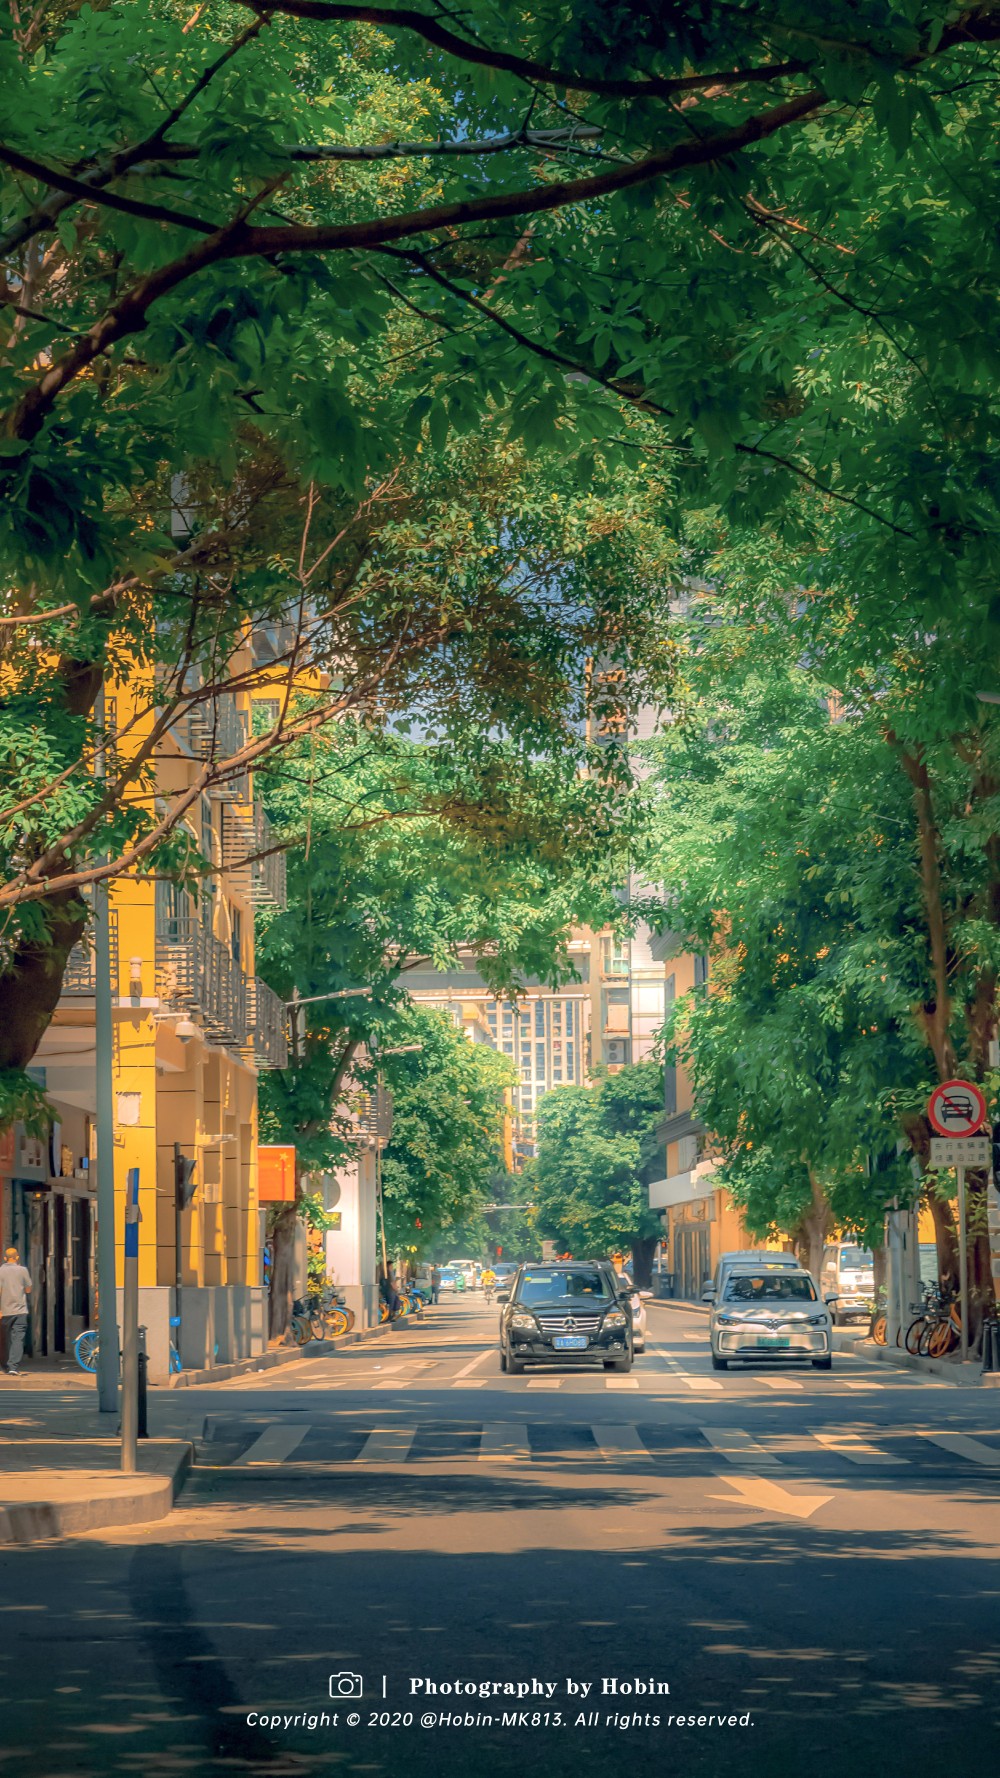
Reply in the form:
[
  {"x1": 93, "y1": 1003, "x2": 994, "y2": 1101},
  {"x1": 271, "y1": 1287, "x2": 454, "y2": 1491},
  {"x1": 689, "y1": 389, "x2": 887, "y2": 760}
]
[{"x1": 74, "y1": 1323, "x2": 182, "y2": 1375}]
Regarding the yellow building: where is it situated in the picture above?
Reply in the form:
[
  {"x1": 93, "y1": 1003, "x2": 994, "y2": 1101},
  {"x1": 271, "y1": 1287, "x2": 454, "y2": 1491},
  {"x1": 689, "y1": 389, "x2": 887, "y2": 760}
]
[{"x1": 1, "y1": 642, "x2": 288, "y2": 1381}]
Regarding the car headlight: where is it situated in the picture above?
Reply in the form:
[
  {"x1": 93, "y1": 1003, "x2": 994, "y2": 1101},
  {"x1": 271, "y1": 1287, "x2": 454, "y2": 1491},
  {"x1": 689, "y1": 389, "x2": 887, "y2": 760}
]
[
  {"x1": 806, "y1": 1315, "x2": 828, "y2": 1326},
  {"x1": 603, "y1": 1311, "x2": 628, "y2": 1328},
  {"x1": 715, "y1": 1314, "x2": 737, "y2": 1325},
  {"x1": 510, "y1": 1312, "x2": 536, "y2": 1330}
]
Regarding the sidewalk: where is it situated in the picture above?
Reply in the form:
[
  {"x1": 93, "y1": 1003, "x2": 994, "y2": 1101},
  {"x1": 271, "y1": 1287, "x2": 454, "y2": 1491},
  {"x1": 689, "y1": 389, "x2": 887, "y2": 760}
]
[{"x1": 0, "y1": 1432, "x2": 191, "y2": 1545}]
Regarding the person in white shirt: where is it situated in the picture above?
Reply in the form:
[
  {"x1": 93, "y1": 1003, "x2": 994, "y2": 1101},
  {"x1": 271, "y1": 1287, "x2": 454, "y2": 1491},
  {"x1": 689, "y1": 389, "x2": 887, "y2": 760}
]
[{"x1": 0, "y1": 1246, "x2": 32, "y2": 1376}]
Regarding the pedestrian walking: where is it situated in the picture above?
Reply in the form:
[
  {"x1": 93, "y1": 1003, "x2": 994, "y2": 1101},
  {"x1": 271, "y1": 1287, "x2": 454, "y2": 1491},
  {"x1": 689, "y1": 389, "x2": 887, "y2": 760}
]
[
  {"x1": 0, "y1": 1245, "x2": 32, "y2": 1377},
  {"x1": 430, "y1": 1264, "x2": 442, "y2": 1306}
]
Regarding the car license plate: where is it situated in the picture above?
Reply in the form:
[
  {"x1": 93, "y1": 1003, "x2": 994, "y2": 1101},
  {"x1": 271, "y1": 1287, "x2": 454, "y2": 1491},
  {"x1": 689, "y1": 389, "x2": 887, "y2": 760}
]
[
  {"x1": 755, "y1": 1335, "x2": 790, "y2": 1348},
  {"x1": 553, "y1": 1335, "x2": 588, "y2": 1350}
]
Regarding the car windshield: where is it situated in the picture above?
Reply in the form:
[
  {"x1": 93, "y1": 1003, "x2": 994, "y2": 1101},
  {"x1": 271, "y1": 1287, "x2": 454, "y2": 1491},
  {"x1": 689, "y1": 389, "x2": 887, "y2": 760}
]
[
  {"x1": 839, "y1": 1247, "x2": 873, "y2": 1268},
  {"x1": 725, "y1": 1274, "x2": 817, "y2": 1303},
  {"x1": 516, "y1": 1270, "x2": 613, "y2": 1305}
]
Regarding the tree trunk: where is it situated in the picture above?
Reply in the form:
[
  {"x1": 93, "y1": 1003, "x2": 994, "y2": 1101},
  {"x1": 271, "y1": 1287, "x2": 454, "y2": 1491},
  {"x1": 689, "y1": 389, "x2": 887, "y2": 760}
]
[
  {"x1": 872, "y1": 1243, "x2": 887, "y2": 1304},
  {"x1": 927, "y1": 1192, "x2": 959, "y2": 1293},
  {"x1": 268, "y1": 1200, "x2": 299, "y2": 1339},
  {"x1": 0, "y1": 890, "x2": 90, "y2": 1071},
  {"x1": 630, "y1": 1235, "x2": 657, "y2": 1290},
  {"x1": 793, "y1": 1172, "x2": 832, "y2": 1281}
]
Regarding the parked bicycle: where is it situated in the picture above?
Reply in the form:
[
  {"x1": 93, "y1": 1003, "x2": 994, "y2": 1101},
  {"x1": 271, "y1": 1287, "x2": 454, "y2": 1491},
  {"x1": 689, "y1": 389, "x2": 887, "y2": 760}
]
[{"x1": 74, "y1": 1324, "x2": 182, "y2": 1375}]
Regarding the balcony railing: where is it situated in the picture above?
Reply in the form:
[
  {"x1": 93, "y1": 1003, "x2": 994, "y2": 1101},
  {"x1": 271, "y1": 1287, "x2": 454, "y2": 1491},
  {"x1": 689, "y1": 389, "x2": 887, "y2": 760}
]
[
  {"x1": 222, "y1": 802, "x2": 287, "y2": 908},
  {"x1": 245, "y1": 977, "x2": 288, "y2": 1070},
  {"x1": 185, "y1": 695, "x2": 250, "y2": 802},
  {"x1": 155, "y1": 912, "x2": 248, "y2": 1049},
  {"x1": 62, "y1": 917, "x2": 118, "y2": 995}
]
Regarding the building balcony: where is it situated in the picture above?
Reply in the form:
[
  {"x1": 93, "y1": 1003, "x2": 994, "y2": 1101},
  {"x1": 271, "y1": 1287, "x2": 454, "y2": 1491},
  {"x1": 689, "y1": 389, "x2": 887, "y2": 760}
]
[
  {"x1": 185, "y1": 695, "x2": 250, "y2": 802},
  {"x1": 222, "y1": 801, "x2": 287, "y2": 908},
  {"x1": 155, "y1": 913, "x2": 248, "y2": 1050},
  {"x1": 245, "y1": 977, "x2": 288, "y2": 1070},
  {"x1": 62, "y1": 918, "x2": 118, "y2": 995}
]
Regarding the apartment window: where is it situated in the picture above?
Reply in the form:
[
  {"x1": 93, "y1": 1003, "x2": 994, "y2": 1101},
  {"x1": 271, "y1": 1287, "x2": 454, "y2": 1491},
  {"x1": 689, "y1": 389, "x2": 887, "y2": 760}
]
[
  {"x1": 694, "y1": 954, "x2": 709, "y2": 987},
  {"x1": 565, "y1": 1003, "x2": 573, "y2": 1035},
  {"x1": 487, "y1": 1007, "x2": 497, "y2": 1029},
  {"x1": 553, "y1": 1066, "x2": 562, "y2": 1082},
  {"x1": 503, "y1": 1042, "x2": 513, "y2": 1054},
  {"x1": 601, "y1": 934, "x2": 629, "y2": 976},
  {"x1": 566, "y1": 1043, "x2": 574, "y2": 1075},
  {"x1": 535, "y1": 1003, "x2": 545, "y2": 1036},
  {"x1": 536, "y1": 1043, "x2": 545, "y2": 1071},
  {"x1": 502, "y1": 1009, "x2": 512, "y2": 1030}
]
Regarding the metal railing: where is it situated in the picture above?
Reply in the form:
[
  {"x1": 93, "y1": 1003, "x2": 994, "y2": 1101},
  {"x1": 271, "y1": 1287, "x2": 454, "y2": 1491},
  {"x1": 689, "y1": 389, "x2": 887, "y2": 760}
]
[
  {"x1": 155, "y1": 911, "x2": 248, "y2": 1049},
  {"x1": 245, "y1": 977, "x2": 288, "y2": 1069},
  {"x1": 222, "y1": 801, "x2": 287, "y2": 908},
  {"x1": 62, "y1": 917, "x2": 119, "y2": 995},
  {"x1": 185, "y1": 695, "x2": 250, "y2": 802}
]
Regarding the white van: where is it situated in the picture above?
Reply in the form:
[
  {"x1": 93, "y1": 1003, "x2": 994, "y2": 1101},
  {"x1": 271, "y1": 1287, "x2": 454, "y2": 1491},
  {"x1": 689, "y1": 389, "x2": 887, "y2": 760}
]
[{"x1": 820, "y1": 1242, "x2": 875, "y2": 1324}]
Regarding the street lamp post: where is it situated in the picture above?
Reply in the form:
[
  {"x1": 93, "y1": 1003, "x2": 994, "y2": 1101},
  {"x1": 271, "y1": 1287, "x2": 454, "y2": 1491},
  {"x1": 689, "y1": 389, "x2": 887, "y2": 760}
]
[{"x1": 93, "y1": 687, "x2": 120, "y2": 1416}]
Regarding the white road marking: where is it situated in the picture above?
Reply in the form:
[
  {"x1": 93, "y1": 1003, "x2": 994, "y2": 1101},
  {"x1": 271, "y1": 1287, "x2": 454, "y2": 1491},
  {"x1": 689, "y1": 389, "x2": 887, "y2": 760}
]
[
  {"x1": 701, "y1": 1426, "x2": 783, "y2": 1469},
  {"x1": 371, "y1": 1381, "x2": 412, "y2": 1389},
  {"x1": 761, "y1": 1377, "x2": 804, "y2": 1390},
  {"x1": 811, "y1": 1429, "x2": 902, "y2": 1466},
  {"x1": 232, "y1": 1424, "x2": 310, "y2": 1466},
  {"x1": 527, "y1": 1378, "x2": 563, "y2": 1389},
  {"x1": 593, "y1": 1424, "x2": 652, "y2": 1462},
  {"x1": 356, "y1": 1427, "x2": 416, "y2": 1464},
  {"x1": 453, "y1": 1350, "x2": 493, "y2": 1379},
  {"x1": 711, "y1": 1475, "x2": 834, "y2": 1520},
  {"x1": 455, "y1": 1378, "x2": 490, "y2": 1388},
  {"x1": 843, "y1": 1379, "x2": 881, "y2": 1390},
  {"x1": 478, "y1": 1423, "x2": 531, "y2": 1463},
  {"x1": 605, "y1": 1376, "x2": 640, "y2": 1390},
  {"x1": 682, "y1": 1376, "x2": 724, "y2": 1392},
  {"x1": 920, "y1": 1431, "x2": 1000, "y2": 1467}
]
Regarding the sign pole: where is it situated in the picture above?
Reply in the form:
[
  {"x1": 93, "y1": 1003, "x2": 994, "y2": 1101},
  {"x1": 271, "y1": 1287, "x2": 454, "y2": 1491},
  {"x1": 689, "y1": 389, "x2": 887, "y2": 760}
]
[
  {"x1": 957, "y1": 1162, "x2": 969, "y2": 1365},
  {"x1": 121, "y1": 1166, "x2": 140, "y2": 1473}
]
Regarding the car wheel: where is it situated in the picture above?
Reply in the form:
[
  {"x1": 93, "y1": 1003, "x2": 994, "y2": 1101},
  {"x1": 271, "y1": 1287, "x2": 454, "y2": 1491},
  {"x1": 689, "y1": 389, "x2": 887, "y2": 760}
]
[
  {"x1": 508, "y1": 1356, "x2": 525, "y2": 1375},
  {"x1": 604, "y1": 1357, "x2": 632, "y2": 1372},
  {"x1": 633, "y1": 1340, "x2": 645, "y2": 1353},
  {"x1": 711, "y1": 1354, "x2": 728, "y2": 1371},
  {"x1": 812, "y1": 1355, "x2": 833, "y2": 1371},
  {"x1": 499, "y1": 1345, "x2": 507, "y2": 1372}
]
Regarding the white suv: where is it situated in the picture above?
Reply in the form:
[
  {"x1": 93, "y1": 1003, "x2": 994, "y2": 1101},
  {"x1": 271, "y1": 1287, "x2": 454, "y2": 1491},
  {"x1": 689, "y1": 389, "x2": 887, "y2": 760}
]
[{"x1": 710, "y1": 1265, "x2": 835, "y2": 1371}]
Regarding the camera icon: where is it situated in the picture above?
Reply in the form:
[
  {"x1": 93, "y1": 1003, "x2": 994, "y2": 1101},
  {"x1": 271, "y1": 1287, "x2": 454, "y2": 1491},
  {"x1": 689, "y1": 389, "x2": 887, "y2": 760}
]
[{"x1": 329, "y1": 1672, "x2": 363, "y2": 1700}]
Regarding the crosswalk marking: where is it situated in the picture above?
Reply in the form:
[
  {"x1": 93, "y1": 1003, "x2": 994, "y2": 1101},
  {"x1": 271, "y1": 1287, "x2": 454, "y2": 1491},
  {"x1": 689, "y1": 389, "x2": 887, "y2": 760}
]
[
  {"x1": 453, "y1": 1351, "x2": 492, "y2": 1379},
  {"x1": 527, "y1": 1378, "x2": 563, "y2": 1389},
  {"x1": 356, "y1": 1427, "x2": 416, "y2": 1464},
  {"x1": 478, "y1": 1423, "x2": 531, "y2": 1463},
  {"x1": 682, "y1": 1376, "x2": 723, "y2": 1392},
  {"x1": 702, "y1": 1426, "x2": 783, "y2": 1469},
  {"x1": 761, "y1": 1377, "x2": 803, "y2": 1390},
  {"x1": 811, "y1": 1429, "x2": 902, "y2": 1466},
  {"x1": 605, "y1": 1376, "x2": 640, "y2": 1390},
  {"x1": 371, "y1": 1380, "x2": 412, "y2": 1389},
  {"x1": 920, "y1": 1431, "x2": 1000, "y2": 1467},
  {"x1": 456, "y1": 1378, "x2": 489, "y2": 1388},
  {"x1": 232, "y1": 1424, "x2": 310, "y2": 1466},
  {"x1": 843, "y1": 1379, "x2": 881, "y2": 1390},
  {"x1": 593, "y1": 1424, "x2": 652, "y2": 1462}
]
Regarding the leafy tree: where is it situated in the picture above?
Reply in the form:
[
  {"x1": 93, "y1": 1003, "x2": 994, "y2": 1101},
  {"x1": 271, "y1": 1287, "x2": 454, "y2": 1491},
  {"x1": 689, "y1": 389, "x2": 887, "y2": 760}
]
[
  {"x1": 255, "y1": 717, "x2": 631, "y2": 1327},
  {"x1": 378, "y1": 1009, "x2": 516, "y2": 1261},
  {"x1": 531, "y1": 1062, "x2": 665, "y2": 1285},
  {"x1": 644, "y1": 533, "x2": 1000, "y2": 1331}
]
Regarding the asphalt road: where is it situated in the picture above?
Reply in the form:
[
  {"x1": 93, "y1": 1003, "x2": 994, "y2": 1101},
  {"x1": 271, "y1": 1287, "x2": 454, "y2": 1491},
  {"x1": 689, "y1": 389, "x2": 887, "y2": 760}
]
[{"x1": 3, "y1": 1297, "x2": 1000, "y2": 1778}]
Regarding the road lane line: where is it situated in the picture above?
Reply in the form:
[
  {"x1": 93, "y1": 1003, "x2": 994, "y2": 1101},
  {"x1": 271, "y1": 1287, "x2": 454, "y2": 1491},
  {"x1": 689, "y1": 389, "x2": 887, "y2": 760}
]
[
  {"x1": 453, "y1": 1350, "x2": 493, "y2": 1379},
  {"x1": 232, "y1": 1425, "x2": 311, "y2": 1466},
  {"x1": 701, "y1": 1426, "x2": 783, "y2": 1469},
  {"x1": 356, "y1": 1427, "x2": 417, "y2": 1464},
  {"x1": 811, "y1": 1429, "x2": 902, "y2": 1465},
  {"x1": 478, "y1": 1423, "x2": 531, "y2": 1463},
  {"x1": 920, "y1": 1431, "x2": 1000, "y2": 1467},
  {"x1": 593, "y1": 1424, "x2": 653, "y2": 1462}
]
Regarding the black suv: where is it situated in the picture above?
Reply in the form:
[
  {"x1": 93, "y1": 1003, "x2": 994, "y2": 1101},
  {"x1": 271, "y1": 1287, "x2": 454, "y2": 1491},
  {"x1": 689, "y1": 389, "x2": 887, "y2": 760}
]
[{"x1": 498, "y1": 1262, "x2": 634, "y2": 1374}]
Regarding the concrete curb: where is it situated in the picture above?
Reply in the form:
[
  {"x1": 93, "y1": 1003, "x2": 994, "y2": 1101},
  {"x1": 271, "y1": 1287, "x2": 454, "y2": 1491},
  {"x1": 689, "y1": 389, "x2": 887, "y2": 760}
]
[
  {"x1": 833, "y1": 1333, "x2": 1000, "y2": 1387},
  {"x1": 0, "y1": 1440, "x2": 192, "y2": 1545},
  {"x1": 166, "y1": 1316, "x2": 395, "y2": 1388}
]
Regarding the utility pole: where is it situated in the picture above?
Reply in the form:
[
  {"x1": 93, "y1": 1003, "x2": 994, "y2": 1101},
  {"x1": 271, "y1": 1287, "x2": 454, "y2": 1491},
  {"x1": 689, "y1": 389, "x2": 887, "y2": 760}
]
[
  {"x1": 957, "y1": 1162, "x2": 970, "y2": 1364},
  {"x1": 93, "y1": 684, "x2": 119, "y2": 1416}
]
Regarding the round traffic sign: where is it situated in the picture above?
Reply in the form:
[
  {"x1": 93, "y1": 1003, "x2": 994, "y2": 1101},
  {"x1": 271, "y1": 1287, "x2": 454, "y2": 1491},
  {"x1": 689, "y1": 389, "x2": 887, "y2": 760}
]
[{"x1": 926, "y1": 1078, "x2": 987, "y2": 1138}]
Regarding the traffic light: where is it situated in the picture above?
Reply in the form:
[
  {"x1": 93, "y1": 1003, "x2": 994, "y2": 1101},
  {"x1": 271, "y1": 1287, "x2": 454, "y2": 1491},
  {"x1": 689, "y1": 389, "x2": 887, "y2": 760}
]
[
  {"x1": 174, "y1": 1143, "x2": 197, "y2": 1209},
  {"x1": 496, "y1": 1245, "x2": 503, "y2": 1258}
]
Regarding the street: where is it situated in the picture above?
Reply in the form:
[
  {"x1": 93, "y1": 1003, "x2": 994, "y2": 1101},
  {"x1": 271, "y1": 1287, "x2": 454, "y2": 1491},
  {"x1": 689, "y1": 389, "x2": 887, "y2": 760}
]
[{"x1": 3, "y1": 1298, "x2": 1000, "y2": 1777}]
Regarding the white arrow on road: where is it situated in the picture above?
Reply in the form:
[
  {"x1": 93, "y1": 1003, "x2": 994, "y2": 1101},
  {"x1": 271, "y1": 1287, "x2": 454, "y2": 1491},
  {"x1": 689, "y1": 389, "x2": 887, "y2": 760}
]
[{"x1": 710, "y1": 1475, "x2": 834, "y2": 1520}]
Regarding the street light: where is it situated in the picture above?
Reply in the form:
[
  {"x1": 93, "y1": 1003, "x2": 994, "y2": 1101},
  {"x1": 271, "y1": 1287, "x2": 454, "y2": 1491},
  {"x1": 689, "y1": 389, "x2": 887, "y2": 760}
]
[{"x1": 285, "y1": 986, "x2": 375, "y2": 1064}]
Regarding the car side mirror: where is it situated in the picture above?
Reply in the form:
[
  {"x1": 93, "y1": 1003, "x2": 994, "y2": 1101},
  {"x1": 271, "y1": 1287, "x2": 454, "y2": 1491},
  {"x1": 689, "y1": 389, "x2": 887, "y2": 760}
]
[
  {"x1": 825, "y1": 1294, "x2": 839, "y2": 1305},
  {"x1": 702, "y1": 1285, "x2": 716, "y2": 1302},
  {"x1": 497, "y1": 1292, "x2": 510, "y2": 1304}
]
